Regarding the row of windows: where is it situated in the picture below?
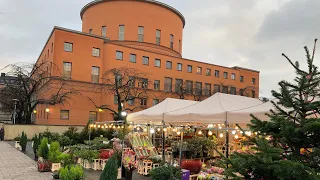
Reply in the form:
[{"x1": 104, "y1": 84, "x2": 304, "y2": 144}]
[
  {"x1": 115, "y1": 50, "x2": 256, "y2": 84},
  {"x1": 37, "y1": 109, "x2": 98, "y2": 121},
  {"x1": 64, "y1": 42, "x2": 101, "y2": 58},
  {"x1": 114, "y1": 96, "x2": 160, "y2": 107},
  {"x1": 88, "y1": 25, "x2": 181, "y2": 51}
]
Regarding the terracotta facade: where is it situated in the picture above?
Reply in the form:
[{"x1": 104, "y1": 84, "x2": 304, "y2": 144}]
[{"x1": 34, "y1": 0, "x2": 259, "y2": 126}]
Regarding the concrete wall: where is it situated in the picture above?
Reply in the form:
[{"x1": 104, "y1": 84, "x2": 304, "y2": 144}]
[{"x1": 3, "y1": 124, "x2": 85, "y2": 140}]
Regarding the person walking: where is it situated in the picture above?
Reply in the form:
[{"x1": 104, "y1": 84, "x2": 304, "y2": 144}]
[{"x1": 0, "y1": 125, "x2": 4, "y2": 141}]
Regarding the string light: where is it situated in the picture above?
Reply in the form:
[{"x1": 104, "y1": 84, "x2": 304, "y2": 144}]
[
  {"x1": 254, "y1": 132, "x2": 258, "y2": 135},
  {"x1": 208, "y1": 124, "x2": 213, "y2": 128},
  {"x1": 163, "y1": 128, "x2": 167, "y2": 132},
  {"x1": 219, "y1": 133, "x2": 224, "y2": 138},
  {"x1": 121, "y1": 126, "x2": 124, "y2": 129},
  {"x1": 94, "y1": 124, "x2": 97, "y2": 128},
  {"x1": 150, "y1": 129, "x2": 155, "y2": 134},
  {"x1": 208, "y1": 131, "x2": 213, "y2": 136},
  {"x1": 137, "y1": 127, "x2": 140, "y2": 131},
  {"x1": 198, "y1": 130, "x2": 202, "y2": 135},
  {"x1": 113, "y1": 126, "x2": 116, "y2": 129},
  {"x1": 109, "y1": 125, "x2": 112, "y2": 128},
  {"x1": 245, "y1": 131, "x2": 252, "y2": 136},
  {"x1": 235, "y1": 126, "x2": 238, "y2": 129},
  {"x1": 89, "y1": 124, "x2": 94, "y2": 128},
  {"x1": 173, "y1": 128, "x2": 177, "y2": 132},
  {"x1": 98, "y1": 125, "x2": 101, "y2": 128},
  {"x1": 128, "y1": 125, "x2": 132, "y2": 128},
  {"x1": 232, "y1": 130, "x2": 236, "y2": 135},
  {"x1": 177, "y1": 131, "x2": 181, "y2": 135},
  {"x1": 234, "y1": 134, "x2": 239, "y2": 139},
  {"x1": 144, "y1": 128, "x2": 147, "y2": 132},
  {"x1": 157, "y1": 128, "x2": 161, "y2": 132},
  {"x1": 219, "y1": 126, "x2": 222, "y2": 129},
  {"x1": 101, "y1": 126, "x2": 105, "y2": 129}
]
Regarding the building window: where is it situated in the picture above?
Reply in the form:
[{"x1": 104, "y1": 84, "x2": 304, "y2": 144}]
[
  {"x1": 64, "y1": 42, "x2": 73, "y2": 52},
  {"x1": 186, "y1": 81, "x2": 193, "y2": 94},
  {"x1": 51, "y1": 43, "x2": 53, "y2": 53},
  {"x1": 91, "y1": 66, "x2": 100, "y2": 83},
  {"x1": 155, "y1": 59, "x2": 161, "y2": 67},
  {"x1": 128, "y1": 76, "x2": 135, "y2": 87},
  {"x1": 89, "y1": 29, "x2": 93, "y2": 34},
  {"x1": 60, "y1": 110, "x2": 69, "y2": 120},
  {"x1": 166, "y1": 61, "x2": 172, "y2": 69},
  {"x1": 223, "y1": 72, "x2": 228, "y2": 79},
  {"x1": 252, "y1": 78, "x2": 256, "y2": 85},
  {"x1": 102, "y1": 26, "x2": 107, "y2": 37},
  {"x1": 177, "y1": 63, "x2": 182, "y2": 71},
  {"x1": 48, "y1": 49, "x2": 49, "y2": 58},
  {"x1": 231, "y1": 73, "x2": 235, "y2": 80},
  {"x1": 215, "y1": 70, "x2": 219, "y2": 78},
  {"x1": 153, "y1": 99, "x2": 159, "y2": 106},
  {"x1": 63, "y1": 62, "x2": 72, "y2": 79},
  {"x1": 170, "y1": 34, "x2": 174, "y2": 49},
  {"x1": 115, "y1": 74, "x2": 122, "y2": 86},
  {"x1": 156, "y1": 29, "x2": 161, "y2": 45},
  {"x1": 128, "y1": 96, "x2": 135, "y2": 105},
  {"x1": 179, "y1": 39, "x2": 181, "y2": 53},
  {"x1": 222, "y1": 86, "x2": 228, "y2": 93},
  {"x1": 92, "y1": 47, "x2": 100, "y2": 57},
  {"x1": 230, "y1": 87, "x2": 236, "y2": 95},
  {"x1": 240, "y1": 76, "x2": 244, "y2": 82},
  {"x1": 119, "y1": 25, "x2": 125, "y2": 41},
  {"x1": 154, "y1": 80, "x2": 160, "y2": 90},
  {"x1": 89, "y1": 111, "x2": 97, "y2": 122},
  {"x1": 139, "y1": 78, "x2": 148, "y2": 89},
  {"x1": 175, "y1": 79, "x2": 183, "y2": 92},
  {"x1": 138, "y1": 26, "x2": 144, "y2": 42},
  {"x1": 214, "y1": 84, "x2": 220, "y2": 93},
  {"x1": 140, "y1": 98, "x2": 147, "y2": 106},
  {"x1": 239, "y1": 89, "x2": 244, "y2": 96},
  {"x1": 197, "y1": 67, "x2": 202, "y2": 74},
  {"x1": 252, "y1": 90, "x2": 256, "y2": 98},
  {"x1": 206, "y1": 68, "x2": 211, "y2": 76},
  {"x1": 187, "y1": 65, "x2": 192, "y2": 73},
  {"x1": 114, "y1": 95, "x2": 118, "y2": 104},
  {"x1": 164, "y1": 77, "x2": 172, "y2": 92},
  {"x1": 116, "y1": 51, "x2": 123, "y2": 60},
  {"x1": 130, "y1": 54, "x2": 136, "y2": 63},
  {"x1": 195, "y1": 82, "x2": 202, "y2": 95},
  {"x1": 142, "y1": 56, "x2": 149, "y2": 65},
  {"x1": 204, "y1": 83, "x2": 211, "y2": 96}
]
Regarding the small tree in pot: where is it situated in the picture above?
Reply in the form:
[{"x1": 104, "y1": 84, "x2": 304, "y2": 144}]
[
  {"x1": 20, "y1": 131, "x2": 28, "y2": 152},
  {"x1": 37, "y1": 138, "x2": 51, "y2": 172},
  {"x1": 32, "y1": 134, "x2": 42, "y2": 160}
]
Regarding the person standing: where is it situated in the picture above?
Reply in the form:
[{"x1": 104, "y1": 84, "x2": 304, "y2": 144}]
[{"x1": 0, "y1": 125, "x2": 4, "y2": 141}]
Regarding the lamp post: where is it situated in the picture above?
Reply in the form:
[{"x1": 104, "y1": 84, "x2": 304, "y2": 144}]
[{"x1": 12, "y1": 99, "x2": 18, "y2": 124}]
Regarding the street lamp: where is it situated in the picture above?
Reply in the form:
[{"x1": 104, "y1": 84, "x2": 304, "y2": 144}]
[{"x1": 12, "y1": 99, "x2": 19, "y2": 124}]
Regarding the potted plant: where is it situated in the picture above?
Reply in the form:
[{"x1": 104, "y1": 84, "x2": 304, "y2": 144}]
[
  {"x1": 122, "y1": 150, "x2": 137, "y2": 180},
  {"x1": 150, "y1": 164, "x2": 182, "y2": 180},
  {"x1": 20, "y1": 131, "x2": 28, "y2": 152},
  {"x1": 59, "y1": 164, "x2": 84, "y2": 180},
  {"x1": 14, "y1": 135, "x2": 21, "y2": 149},
  {"x1": 32, "y1": 134, "x2": 42, "y2": 160},
  {"x1": 49, "y1": 141, "x2": 62, "y2": 172},
  {"x1": 37, "y1": 138, "x2": 51, "y2": 172}
]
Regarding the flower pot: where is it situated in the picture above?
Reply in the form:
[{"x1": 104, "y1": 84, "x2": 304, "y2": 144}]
[
  {"x1": 37, "y1": 160, "x2": 51, "y2": 172},
  {"x1": 92, "y1": 159, "x2": 101, "y2": 170},
  {"x1": 83, "y1": 159, "x2": 92, "y2": 169},
  {"x1": 117, "y1": 168, "x2": 121, "y2": 180},
  {"x1": 125, "y1": 170, "x2": 133, "y2": 180},
  {"x1": 51, "y1": 163, "x2": 61, "y2": 172}
]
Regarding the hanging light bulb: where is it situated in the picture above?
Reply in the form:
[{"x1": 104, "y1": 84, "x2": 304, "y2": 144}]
[
  {"x1": 93, "y1": 124, "x2": 97, "y2": 128},
  {"x1": 234, "y1": 134, "x2": 239, "y2": 139},
  {"x1": 137, "y1": 126, "x2": 140, "y2": 130},
  {"x1": 208, "y1": 124, "x2": 213, "y2": 128},
  {"x1": 109, "y1": 125, "x2": 112, "y2": 128},
  {"x1": 150, "y1": 128, "x2": 155, "y2": 134},
  {"x1": 245, "y1": 131, "x2": 252, "y2": 136},
  {"x1": 254, "y1": 132, "x2": 258, "y2": 135},
  {"x1": 219, "y1": 126, "x2": 222, "y2": 129},
  {"x1": 240, "y1": 131, "x2": 243, "y2": 134},
  {"x1": 219, "y1": 133, "x2": 224, "y2": 138},
  {"x1": 98, "y1": 125, "x2": 101, "y2": 128},
  {"x1": 232, "y1": 130, "x2": 236, "y2": 135},
  {"x1": 89, "y1": 124, "x2": 94, "y2": 128},
  {"x1": 157, "y1": 128, "x2": 161, "y2": 132},
  {"x1": 208, "y1": 131, "x2": 213, "y2": 136},
  {"x1": 235, "y1": 126, "x2": 238, "y2": 129},
  {"x1": 121, "y1": 126, "x2": 124, "y2": 129},
  {"x1": 101, "y1": 126, "x2": 105, "y2": 129},
  {"x1": 198, "y1": 130, "x2": 202, "y2": 135},
  {"x1": 173, "y1": 128, "x2": 177, "y2": 132},
  {"x1": 163, "y1": 128, "x2": 167, "y2": 132},
  {"x1": 144, "y1": 128, "x2": 147, "y2": 132},
  {"x1": 177, "y1": 131, "x2": 181, "y2": 135},
  {"x1": 113, "y1": 126, "x2": 116, "y2": 129}
]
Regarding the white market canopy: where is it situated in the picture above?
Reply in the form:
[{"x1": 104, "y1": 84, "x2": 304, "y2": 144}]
[
  {"x1": 164, "y1": 93, "x2": 267, "y2": 124},
  {"x1": 127, "y1": 98, "x2": 198, "y2": 125}
]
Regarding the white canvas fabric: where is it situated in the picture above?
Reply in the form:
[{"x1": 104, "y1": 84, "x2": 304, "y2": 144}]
[
  {"x1": 127, "y1": 98, "x2": 198, "y2": 125},
  {"x1": 164, "y1": 93, "x2": 263, "y2": 124}
]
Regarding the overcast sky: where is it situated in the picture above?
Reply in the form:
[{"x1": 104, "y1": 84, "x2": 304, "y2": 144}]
[{"x1": 0, "y1": 0, "x2": 320, "y2": 97}]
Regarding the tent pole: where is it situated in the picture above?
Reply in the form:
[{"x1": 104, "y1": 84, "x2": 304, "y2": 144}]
[
  {"x1": 179, "y1": 126, "x2": 185, "y2": 166},
  {"x1": 162, "y1": 114, "x2": 165, "y2": 162},
  {"x1": 225, "y1": 112, "x2": 229, "y2": 158}
]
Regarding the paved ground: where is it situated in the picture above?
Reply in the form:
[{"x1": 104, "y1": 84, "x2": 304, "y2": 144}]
[
  {"x1": 0, "y1": 141, "x2": 52, "y2": 180},
  {"x1": 6, "y1": 141, "x2": 150, "y2": 180}
]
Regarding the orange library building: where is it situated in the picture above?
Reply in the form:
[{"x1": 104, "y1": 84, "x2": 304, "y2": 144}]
[{"x1": 34, "y1": 0, "x2": 259, "y2": 126}]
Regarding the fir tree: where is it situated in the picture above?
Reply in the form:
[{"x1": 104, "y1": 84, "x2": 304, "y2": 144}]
[
  {"x1": 222, "y1": 39, "x2": 320, "y2": 179},
  {"x1": 100, "y1": 153, "x2": 119, "y2": 180}
]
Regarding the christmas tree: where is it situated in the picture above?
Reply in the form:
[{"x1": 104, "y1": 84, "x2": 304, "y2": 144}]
[{"x1": 222, "y1": 39, "x2": 320, "y2": 180}]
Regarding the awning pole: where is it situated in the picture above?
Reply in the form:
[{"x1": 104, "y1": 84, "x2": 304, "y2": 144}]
[
  {"x1": 179, "y1": 126, "x2": 185, "y2": 166},
  {"x1": 162, "y1": 114, "x2": 165, "y2": 162},
  {"x1": 225, "y1": 112, "x2": 229, "y2": 158}
]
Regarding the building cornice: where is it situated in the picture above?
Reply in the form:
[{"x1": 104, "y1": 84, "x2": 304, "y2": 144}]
[{"x1": 80, "y1": 0, "x2": 186, "y2": 28}]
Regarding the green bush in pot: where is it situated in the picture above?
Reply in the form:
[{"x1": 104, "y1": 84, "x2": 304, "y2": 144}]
[
  {"x1": 49, "y1": 141, "x2": 61, "y2": 163},
  {"x1": 150, "y1": 164, "x2": 181, "y2": 180},
  {"x1": 59, "y1": 165, "x2": 83, "y2": 180},
  {"x1": 20, "y1": 131, "x2": 28, "y2": 152}
]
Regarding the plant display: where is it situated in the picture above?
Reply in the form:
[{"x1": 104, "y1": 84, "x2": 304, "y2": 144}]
[
  {"x1": 20, "y1": 131, "x2": 28, "y2": 152},
  {"x1": 63, "y1": 126, "x2": 81, "y2": 145},
  {"x1": 221, "y1": 39, "x2": 320, "y2": 179},
  {"x1": 181, "y1": 159, "x2": 202, "y2": 174},
  {"x1": 150, "y1": 164, "x2": 181, "y2": 180},
  {"x1": 38, "y1": 138, "x2": 49, "y2": 159},
  {"x1": 99, "y1": 149, "x2": 114, "y2": 159},
  {"x1": 59, "y1": 165, "x2": 84, "y2": 180},
  {"x1": 49, "y1": 141, "x2": 61, "y2": 163},
  {"x1": 58, "y1": 136, "x2": 72, "y2": 149},
  {"x1": 32, "y1": 134, "x2": 41, "y2": 160},
  {"x1": 122, "y1": 150, "x2": 137, "y2": 171},
  {"x1": 58, "y1": 153, "x2": 74, "y2": 167},
  {"x1": 148, "y1": 155, "x2": 163, "y2": 164},
  {"x1": 75, "y1": 149, "x2": 99, "y2": 162},
  {"x1": 100, "y1": 154, "x2": 118, "y2": 180}
]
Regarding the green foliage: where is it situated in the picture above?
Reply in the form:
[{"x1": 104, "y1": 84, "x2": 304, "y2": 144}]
[
  {"x1": 222, "y1": 39, "x2": 320, "y2": 179},
  {"x1": 32, "y1": 134, "x2": 41, "y2": 157},
  {"x1": 57, "y1": 153, "x2": 73, "y2": 167},
  {"x1": 58, "y1": 136, "x2": 72, "y2": 149},
  {"x1": 150, "y1": 164, "x2": 181, "y2": 180},
  {"x1": 185, "y1": 137, "x2": 216, "y2": 158},
  {"x1": 20, "y1": 131, "x2": 28, "y2": 152},
  {"x1": 13, "y1": 135, "x2": 20, "y2": 141},
  {"x1": 63, "y1": 126, "x2": 81, "y2": 145},
  {"x1": 40, "y1": 129, "x2": 60, "y2": 144},
  {"x1": 100, "y1": 154, "x2": 118, "y2": 180},
  {"x1": 49, "y1": 141, "x2": 61, "y2": 163},
  {"x1": 38, "y1": 138, "x2": 49, "y2": 160},
  {"x1": 79, "y1": 122, "x2": 114, "y2": 143},
  {"x1": 75, "y1": 148, "x2": 99, "y2": 161},
  {"x1": 59, "y1": 165, "x2": 83, "y2": 180}
]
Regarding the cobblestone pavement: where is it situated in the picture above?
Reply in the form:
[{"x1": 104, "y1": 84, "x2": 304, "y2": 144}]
[{"x1": 0, "y1": 141, "x2": 52, "y2": 180}]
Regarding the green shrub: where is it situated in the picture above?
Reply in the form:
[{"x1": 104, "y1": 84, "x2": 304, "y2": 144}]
[
  {"x1": 77, "y1": 149, "x2": 99, "y2": 161},
  {"x1": 59, "y1": 165, "x2": 83, "y2": 180},
  {"x1": 150, "y1": 164, "x2": 181, "y2": 180},
  {"x1": 58, "y1": 153, "x2": 74, "y2": 167},
  {"x1": 20, "y1": 131, "x2": 28, "y2": 152},
  {"x1": 13, "y1": 135, "x2": 20, "y2": 141},
  {"x1": 38, "y1": 138, "x2": 49, "y2": 160},
  {"x1": 49, "y1": 141, "x2": 61, "y2": 163},
  {"x1": 58, "y1": 136, "x2": 72, "y2": 149},
  {"x1": 32, "y1": 134, "x2": 41, "y2": 159},
  {"x1": 100, "y1": 154, "x2": 118, "y2": 180},
  {"x1": 63, "y1": 126, "x2": 81, "y2": 145}
]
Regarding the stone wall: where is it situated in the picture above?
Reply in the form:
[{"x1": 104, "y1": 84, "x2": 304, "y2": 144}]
[{"x1": 3, "y1": 124, "x2": 85, "y2": 140}]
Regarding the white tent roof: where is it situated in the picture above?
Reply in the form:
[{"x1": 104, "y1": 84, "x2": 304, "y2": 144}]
[
  {"x1": 164, "y1": 93, "x2": 264, "y2": 124},
  {"x1": 127, "y1": 98, "x2": 198, "y2": 124}
]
